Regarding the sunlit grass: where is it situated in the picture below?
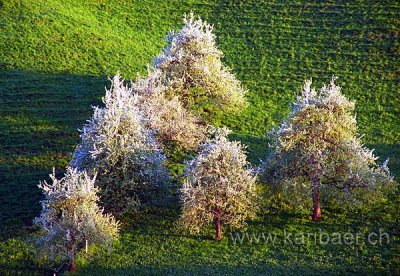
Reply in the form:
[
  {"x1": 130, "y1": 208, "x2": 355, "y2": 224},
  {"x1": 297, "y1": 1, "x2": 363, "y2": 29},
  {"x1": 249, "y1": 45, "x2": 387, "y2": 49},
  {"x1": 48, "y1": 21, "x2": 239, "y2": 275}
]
[{"x1": 0, "y1": 0, "x2": 398, "y2": 274}]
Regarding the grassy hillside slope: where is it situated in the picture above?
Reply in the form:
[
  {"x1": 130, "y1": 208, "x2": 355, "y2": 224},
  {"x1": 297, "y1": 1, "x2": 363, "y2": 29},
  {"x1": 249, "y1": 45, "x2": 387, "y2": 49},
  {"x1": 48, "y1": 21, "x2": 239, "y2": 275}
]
[{"x1": 0, "y1": 0, "x2": 399, "y2": 274}]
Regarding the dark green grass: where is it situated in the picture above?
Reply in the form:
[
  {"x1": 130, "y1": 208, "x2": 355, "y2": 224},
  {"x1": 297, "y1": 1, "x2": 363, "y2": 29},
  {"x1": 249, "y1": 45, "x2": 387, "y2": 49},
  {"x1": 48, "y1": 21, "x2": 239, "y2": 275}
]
[
  {"x1": 0, "y1": 0, "x2": 399, "y2": 274},
  {"x1": 1, "y1": 202, "x2": 399, "y2": 275}
]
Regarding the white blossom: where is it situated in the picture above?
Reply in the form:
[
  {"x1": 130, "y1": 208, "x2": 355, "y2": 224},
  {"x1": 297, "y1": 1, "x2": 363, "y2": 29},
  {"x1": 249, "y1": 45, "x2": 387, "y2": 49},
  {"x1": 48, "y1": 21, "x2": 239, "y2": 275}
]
[
  {"x1": 152, "y1": 12, "x2": 247, "y2": 118},
  {"x1": 34, "y1": 168, "x2": 119, "y2": 266},
  {"x1": 261, "y1": 78, "x2": 393, "y2": 215},
  {"x1": 72, "y1": 75, "x2": 169, "y2": 215},
  {"x1": 180, "y1": 128, "x2": 258, "y2": 239}
]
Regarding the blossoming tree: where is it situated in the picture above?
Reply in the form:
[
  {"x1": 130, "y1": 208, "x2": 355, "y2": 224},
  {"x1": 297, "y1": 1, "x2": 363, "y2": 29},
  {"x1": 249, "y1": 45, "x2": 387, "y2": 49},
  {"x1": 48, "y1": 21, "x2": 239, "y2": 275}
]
[
  {"x1": 34, "y1": 168, "x2": 119, "y2": 272},
  {"x1": 72, "y1": 75, "x2": 169, "y2": 215},
  {"x1": 180, "y1": 128, "x2": 258, "y2": 240},
  {"x1": 151, "y1": 13, "x2": 247, "y2": 121},
  {"x1": 131, "y1": 13, "x2": 248, "y2": 151},
  {"x1": 261, "y1": 78, "x2": 392, "y2": 220}
]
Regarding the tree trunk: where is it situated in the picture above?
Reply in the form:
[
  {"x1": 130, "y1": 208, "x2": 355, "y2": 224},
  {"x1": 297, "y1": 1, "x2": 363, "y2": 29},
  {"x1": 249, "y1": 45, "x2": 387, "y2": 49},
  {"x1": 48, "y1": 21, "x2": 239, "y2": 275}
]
[
  {"x1": 214, "y1": 207, "x2": 222, "y2": 240},
  {"x1": 310, "y1": 156, "x2": 322, "y2": 221},
  {"x1": 69, "y1": 256, "x2": 76, "y2": 272},
  {"x1": 68, "y1": 237, "x2": 76, "y2": 272},
  {"x1": 312, "y1": 185, "x2": 322, "y2": 221}
]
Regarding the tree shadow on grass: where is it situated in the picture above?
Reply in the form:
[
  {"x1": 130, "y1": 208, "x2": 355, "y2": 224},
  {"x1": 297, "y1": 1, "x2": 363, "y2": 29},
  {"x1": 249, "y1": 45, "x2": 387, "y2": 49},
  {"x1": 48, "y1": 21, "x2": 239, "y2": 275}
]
[
  {"x1": 0, "y1": 70, "x2": 109, "y2": 238},
  {"x1": 75, "y1": 264, "x2": 335, "y2": 275}
]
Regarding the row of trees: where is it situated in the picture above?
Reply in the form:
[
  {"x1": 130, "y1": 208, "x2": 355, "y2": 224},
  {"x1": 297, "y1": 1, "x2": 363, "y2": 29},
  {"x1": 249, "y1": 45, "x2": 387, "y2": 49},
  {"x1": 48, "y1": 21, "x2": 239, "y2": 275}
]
[{"x1": 33, "y1": 13, "x2": 394, "y2": 272}]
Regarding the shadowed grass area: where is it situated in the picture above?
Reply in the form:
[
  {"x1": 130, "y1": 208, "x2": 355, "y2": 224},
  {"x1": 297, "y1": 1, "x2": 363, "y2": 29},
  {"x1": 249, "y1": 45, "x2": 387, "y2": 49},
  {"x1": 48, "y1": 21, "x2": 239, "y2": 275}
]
[
  {"x1": 1, "y1": 204, "x2": 399, "y2": 275},
  {"x1": 0, "y1": 70, "x2": 107, "y2": 238}
]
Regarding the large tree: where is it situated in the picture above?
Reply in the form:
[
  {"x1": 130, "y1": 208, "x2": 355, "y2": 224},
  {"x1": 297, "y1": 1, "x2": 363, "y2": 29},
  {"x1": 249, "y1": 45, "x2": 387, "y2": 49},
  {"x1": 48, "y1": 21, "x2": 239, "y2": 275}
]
[
  {"x1": 34, "y1": 168, "x2": 119, "y2": 272},
  {"x1": 72, "y1": 75, "x2": 169, "y2": 216},
  {"x1": 131, "y1": 13, "x2": 248, "y2": 150},
  {"x1": 261, "y1": 78, "x2": 392, "y2": 221},
  {"x1": 180, "y1": 128, "x2": 258, "y2": 240},
  {"x1": 150, "y1": 13, "x2": 247, "y2": 121}
]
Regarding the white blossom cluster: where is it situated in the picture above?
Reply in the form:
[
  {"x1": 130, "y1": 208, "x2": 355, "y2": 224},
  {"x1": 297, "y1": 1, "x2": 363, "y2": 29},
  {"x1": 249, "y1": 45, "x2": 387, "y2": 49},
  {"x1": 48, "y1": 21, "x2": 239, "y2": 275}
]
[
  {"x1": 180, "y1": 128, "x2": 258, "y2": 235},
  {"x1": 140, "y1": 91, "x2": 207, "y2": 150},
  {"x1": 34, "y1": 168, "x2": 119, "y2": 264},
  {"x1": 262, "y1": 78, "x2": 393, "y2": 209},
  {"x1": 72, "y1": 75, "x2": 143, "y2": 169},
  {"x1": 291, "y1": 77, "x2": 355, "y2": 116},
  {"x1": 71, "y1": 75, "x2": 169, "y2": 215},
  {"x1": 152, "y1": 12, "x2": 247, "y2": 117}
]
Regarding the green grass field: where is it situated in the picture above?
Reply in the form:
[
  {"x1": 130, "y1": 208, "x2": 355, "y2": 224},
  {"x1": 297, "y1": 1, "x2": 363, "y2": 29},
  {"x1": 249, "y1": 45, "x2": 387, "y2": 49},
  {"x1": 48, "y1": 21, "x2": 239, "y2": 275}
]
[{"x1": 0, "y1": 0, "x2": 399, "y2": 274}]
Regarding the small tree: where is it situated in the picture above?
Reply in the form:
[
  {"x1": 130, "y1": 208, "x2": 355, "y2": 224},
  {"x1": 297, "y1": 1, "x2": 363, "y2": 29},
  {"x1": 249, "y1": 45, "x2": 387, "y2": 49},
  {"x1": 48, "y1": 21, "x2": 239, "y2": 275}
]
[
  {"x1": 72, "y1": 75, "x2": 169, "y2": 215},
  {"x1": 34, "y1": 168, "x2": 119, "y2": 272},
  {"x1": 180, "y1": 128, "x2": 258, "y2": 240},
  {"x1": 152, "y1": 13, "x2": 247, "y2": 120},
  {"x1": 261, "y1": 78, "x2": 393, "y2": 220}
]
